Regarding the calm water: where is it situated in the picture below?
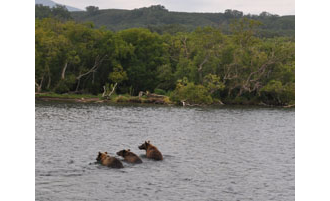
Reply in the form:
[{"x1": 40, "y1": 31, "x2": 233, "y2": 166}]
[{"x1": 35, "y1": 101, "x2": 295, "y2": 201}]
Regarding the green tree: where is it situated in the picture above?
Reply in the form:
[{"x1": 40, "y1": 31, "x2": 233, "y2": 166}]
[
  {"x1": 35, "y1": 4, "x2": 52, "y2": 19},
  {"x1": 203, "y1": 74, "x2": 225, "y2": 95},
  {"x1": 51, "y1": 4, "x2": 72, "y2": 20},
  {"x1": 260, "y1": 80, "x2": 294, "y2": 105},
  {"x1": 35, "y1": 17, "x2": 294, "y2": 106},
  {"x1": 109, "y1": 64, "x2": 128, "y2": 84},
  {"x1": 119, "y1": 28, "x2": 168, "y2": 93},
  {"x1": 170, "y1": 78, "x2": 213, "y2": 104},
  {"x1": 86, "y1": 6, "x2": 100, "y2": 15}
]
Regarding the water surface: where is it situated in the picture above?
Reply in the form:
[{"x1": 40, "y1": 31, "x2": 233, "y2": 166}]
[{"x1": 35, "y1": 102, "x2": 294, "y2": 201}]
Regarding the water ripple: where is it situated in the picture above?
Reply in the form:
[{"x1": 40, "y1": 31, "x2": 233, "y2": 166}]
[{"x1": 36, "y1": 102, "x2": 294, "y2": 201}]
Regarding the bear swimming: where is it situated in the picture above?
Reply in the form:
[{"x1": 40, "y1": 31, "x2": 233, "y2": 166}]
[
  {"x1": 138, "y1": 141, "x2": 163, "y2": 161},
  {"x1": 116, "y1": 149, "x2": 143, "y2": 164},
  {"x1": 96, "y1": 152, "x2": 124, "y2": 168}
]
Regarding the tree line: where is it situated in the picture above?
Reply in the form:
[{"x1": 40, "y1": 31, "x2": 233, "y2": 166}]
[
  {"x1": 35, "y1": 4, "x2": 72, "y2": 20},
  {"x1": 35, "y1": 17, "x2": 294, "y2": 106},
  {"x1": 35, "y1": 4, "x2": 294, "y2": 38},
  {"x1": 72, "y1": 5, "x2": 295, "y2": 38}
]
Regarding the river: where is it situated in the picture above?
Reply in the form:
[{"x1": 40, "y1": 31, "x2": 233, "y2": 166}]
[{"x1": 35, "y1": 101, "x2": 294, "y2": 201}]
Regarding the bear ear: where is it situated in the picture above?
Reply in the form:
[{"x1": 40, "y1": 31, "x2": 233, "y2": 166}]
[
  {"x1": 105, "y1": 152, "x2": 107, "y2": 154},
  {"x1": 147, "y1": 140, "x2": 150, "y2": 144},
  {"x1": 127, "y1": 149, "x2": 130, "y2": 152},
  {"x1": 98, "y1": 152, "x2": 101, "y2": 154}
]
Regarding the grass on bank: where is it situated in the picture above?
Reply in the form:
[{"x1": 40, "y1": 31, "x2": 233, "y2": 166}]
[
  {"x1": 35, "y1": 92, "x2": 173, "y2": 104},
  {"x1": 35, "y1": 92, "x2": 293, "y2": 107},
  {"x1": 35, "y1": 92, "x2": 102, "y2": 99}
]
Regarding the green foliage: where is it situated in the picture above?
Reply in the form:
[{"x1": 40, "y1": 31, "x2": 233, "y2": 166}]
[
  {"x1": 35, "y1": 4, "x2": 72, "y2": 20},
  {"x1": 170, "y1": 80, "x2": 213, "y2": 104},
  {"x1": 86, "y1": 6, "x2": 100, "y2": 15},
  {"x1": 203, "y1": 74, "x2": 225, "y2": 94},
  {"x1": 108, "y1": 64, "x2": 128, "y2": 84},
  {"x1": 101, "y1": 83, "x2": 119, "y2": 99},
  {"x1": 35, "y1": 4, "x2": 52, "y2": 19},
  {"x1": 54, "y1": 80, "x2": 69, "y2": 94},
  {"x1": 118, "y1": 28, "x2": 168, "y2": 93},
  {"x1": 114, "y1": 95, "x2": 129, "y2": 102},
  {"x1": 260, "y1": 80, "x2": 295, "y2": 105},
  {"x1": 154, "y1": 88, "x2": 166, "y2": 95},
  {"x1": 54, "y1": 74, "x2": 76, "y2": 94},
  {"x1": 71, "y1": 5, "x2": 294, "y2": 38},
  {"x1": 35, "y1": 17, "x2": 295, "y2": 106},
  {"x1": 156, "y1": 64, "x2": 176, "y2": 90}
]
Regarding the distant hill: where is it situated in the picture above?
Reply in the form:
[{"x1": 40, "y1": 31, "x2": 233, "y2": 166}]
[
  {"x1": 35, "y1": 0, "x2": 82, "y2": 11},
  {"x1": 71, "y1": 5, "x2": 294, "y2": 37}
]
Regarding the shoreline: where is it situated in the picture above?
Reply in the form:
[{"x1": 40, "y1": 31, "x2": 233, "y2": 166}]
[
  {"x1": 35, "y1": 93, "x2": 295, "y2": 108},
  {"x1": 35, "y1": 93, "x2": 172, "y2": 105}
]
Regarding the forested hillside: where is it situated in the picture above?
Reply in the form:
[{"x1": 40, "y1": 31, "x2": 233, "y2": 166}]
[
  {"x1": 35, "y1": 4, "x2": 73, "y2": 20},
  {"x1": 71, "y1": 5, "x2": 295, "y2": 38}
]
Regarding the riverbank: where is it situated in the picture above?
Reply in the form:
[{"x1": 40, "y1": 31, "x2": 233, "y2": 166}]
[
  {"x1": 35, "y1": 93, "x2": 294, "y2": 108},
  {"x1": 35, "y1": 93, "x2": 172, "y2": 105}
]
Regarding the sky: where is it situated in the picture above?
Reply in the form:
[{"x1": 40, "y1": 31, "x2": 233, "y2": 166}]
[{"x1": 54, "y1": 0, "x2": 295, "y2": 15}]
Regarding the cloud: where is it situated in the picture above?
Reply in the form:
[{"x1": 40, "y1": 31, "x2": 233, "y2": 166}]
[{"x1": 54, "y1": 0, "x2": 294, "y2": 15}]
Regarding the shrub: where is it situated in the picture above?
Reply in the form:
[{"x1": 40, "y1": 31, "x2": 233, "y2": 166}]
[
  {"x1": 154, "y1": 88, "x2": 166, "y2": 95},
  {"x1": 170, "y1": 82, "x2": 213, "y2": 104},
  {"x1": 54, "y1": 80, "x2": 69, "y2": 94},
  {"x1": 260, "y1": 80, "x2": 295, "y2": 105},
  {"x1": 53, "y1": 74, "x2": 76, "y2": 94},
  {"x1": 114, "y1": 95, "x2": 129, "y2": 102}
]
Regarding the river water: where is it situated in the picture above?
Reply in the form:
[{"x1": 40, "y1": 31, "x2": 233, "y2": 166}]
[{"x1": 35, "y1": 101, "x2": 294, "y2": 201}]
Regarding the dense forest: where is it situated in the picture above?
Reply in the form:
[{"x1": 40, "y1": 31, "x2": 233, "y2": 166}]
[
  {"x1": 35, "y1": 4, "x2": 73, "y2": 20},
  {"x1": 35, "y1": 5, "x2": 295, "y2": 106}
]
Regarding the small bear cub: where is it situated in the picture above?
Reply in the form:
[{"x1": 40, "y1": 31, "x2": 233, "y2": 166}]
[
  {"x1": 96, "y1": 152, "x2": 124, "y2": 168},
  {"x1": 116, "y1": 149, "x2": 143, "y2": 164}
]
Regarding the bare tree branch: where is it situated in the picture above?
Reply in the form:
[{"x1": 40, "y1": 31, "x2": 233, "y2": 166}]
[
  {"x1": 108, "y1": 82, "x2": 117, "y2": 97},
  {"x1": 75, "y1": 55, "x2": 107, "y2": 92},
  {"x1": 35, "y1": 74, "x2": 44, "y2": 93},
  {"x1": 61, "y1": 62, "x2": 68, "y2": 80},
  {"x1": 76, "y1": 55, "x2": 107, "y2": 80},
  {"x1": 102, "y1": 83, "x2": 118, "y2": 99}
]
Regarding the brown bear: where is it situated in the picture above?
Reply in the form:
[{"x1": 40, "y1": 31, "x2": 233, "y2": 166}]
[
  {"x1": 138, "y1": 141, "x2": 163, "y2": 161},
  {"x1": 116, "y1": 149, "x2": 143, "y2": 164},
  {"x1": 96, "y1": 152, "x2": 124, "y2": 168}
]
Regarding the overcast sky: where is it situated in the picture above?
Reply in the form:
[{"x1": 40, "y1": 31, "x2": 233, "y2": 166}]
[{"x1": 54, "y1": 0, "x2": 295, "y2": 15}]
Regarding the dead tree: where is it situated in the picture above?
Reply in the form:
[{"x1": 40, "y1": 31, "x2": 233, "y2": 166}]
[
  {"x1": 75, "y1": 55, "x2": 107, "y2": 92},
  {"x1": 102, "y1": 83, "x2": 117, "y2": 99}
]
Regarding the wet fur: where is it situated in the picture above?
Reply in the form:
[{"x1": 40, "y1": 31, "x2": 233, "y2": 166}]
[
  {"x1": 96, "y1": 152, "x2": 124, "y2": 168},
  {"x1": 117, "y1": 149, "x2": 143, "y2": 164},
  {"x1": 138, "y1": 141, "x2": 163, "y2": 161}
]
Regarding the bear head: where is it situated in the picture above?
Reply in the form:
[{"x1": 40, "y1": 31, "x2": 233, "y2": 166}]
[
  {"x1": 116, "y1": 149, "x2": 131, "y2": 157},
  {"x1": 96, "y1": 151, "x2": 108, "y2": 162},
  {"x1": 138, "y1": 141, "x2": 150, "y2": 150}
]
